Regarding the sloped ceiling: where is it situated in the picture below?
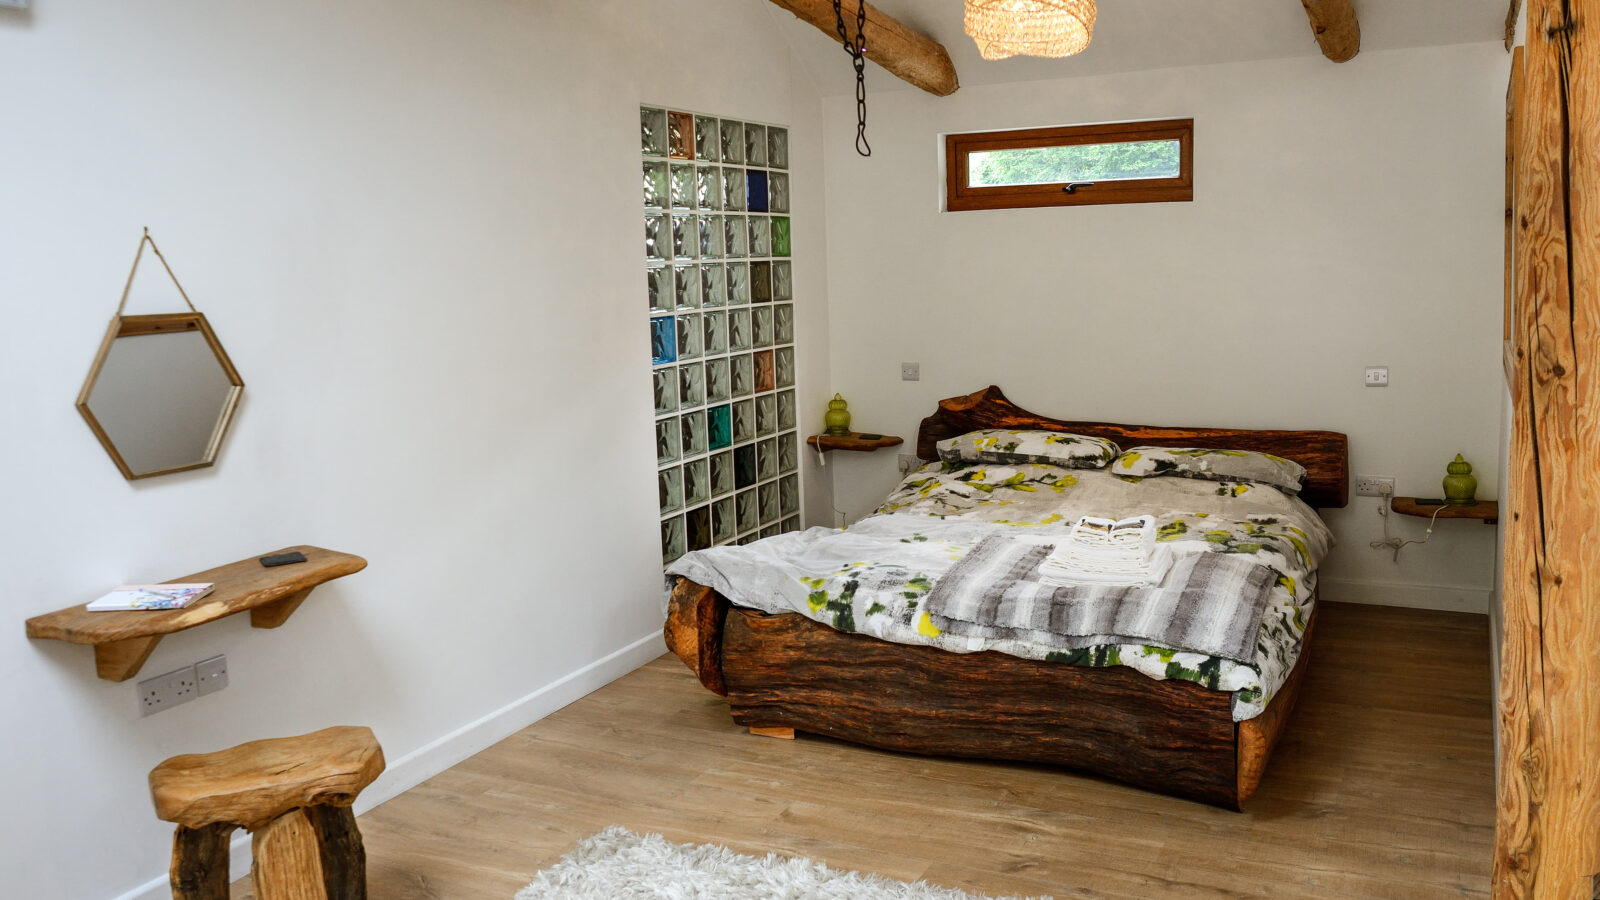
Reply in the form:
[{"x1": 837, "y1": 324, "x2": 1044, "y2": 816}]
[{"x1": 770, "y1": 0, "x2": 1510, "y2": 95}]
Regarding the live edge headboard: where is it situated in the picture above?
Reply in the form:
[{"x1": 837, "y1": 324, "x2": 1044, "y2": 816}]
[{"x1": 916, "y1": 386, "x2": 1350, "y2": 510}]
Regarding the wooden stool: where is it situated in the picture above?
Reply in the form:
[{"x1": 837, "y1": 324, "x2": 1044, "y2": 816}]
[{"x1": 148, "y1": 726, "x2": 385, "y2": 900}]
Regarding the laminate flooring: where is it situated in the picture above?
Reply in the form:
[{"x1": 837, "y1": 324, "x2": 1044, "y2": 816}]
[{"x1": 231, "y1": 601, "x2": 1495, "y2": 899}]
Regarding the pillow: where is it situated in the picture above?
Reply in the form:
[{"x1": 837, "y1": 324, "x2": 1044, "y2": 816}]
[
  {"x1": 1112, "y1": 446, "x2": 1307, "y2": 493},
  {"x1": 937, "y1": 429, "x2": 1119, "y2": 469}
]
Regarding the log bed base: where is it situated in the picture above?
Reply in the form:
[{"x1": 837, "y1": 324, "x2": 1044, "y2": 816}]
[
  {"x1": 664, "y1": 387, "x2": 1345, "y2": 810},
  {"x1": 665, "y1": 578, "x2": 1313, "y2": 810}
]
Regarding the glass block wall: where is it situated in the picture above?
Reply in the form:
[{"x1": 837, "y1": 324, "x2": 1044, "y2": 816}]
[{"x1": 643, "y1": 106, "x2": 801, "y2": 564}]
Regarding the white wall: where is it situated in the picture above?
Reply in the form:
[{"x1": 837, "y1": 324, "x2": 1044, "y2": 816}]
[
  {"x1": 820, "y1": 42, "x2": 1508, "y2": 614},
  {"x1": 0, "y1": 2, "x2": 828, "y2": 898}
]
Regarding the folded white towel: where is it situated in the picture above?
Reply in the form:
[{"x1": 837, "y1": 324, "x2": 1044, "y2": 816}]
[{"x1": 1038, "y1": 514, "x2": 1171, "y2": 587}]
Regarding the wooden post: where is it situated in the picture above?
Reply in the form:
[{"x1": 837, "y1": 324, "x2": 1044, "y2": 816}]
[
  {"x1": 1495, "y1": 2, "x2": 1600, "y2": 896},
  {"x1": 252, "y1": 808, "x2": 330, "y2": 900},
  {"x1": 170, "y1": 823, "x2": 234, "y2": 900}
]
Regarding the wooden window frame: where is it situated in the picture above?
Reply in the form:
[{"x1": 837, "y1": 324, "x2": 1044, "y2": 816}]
[{"x1": 945, "y1": 118, "x2": 1194, "y2": 212}]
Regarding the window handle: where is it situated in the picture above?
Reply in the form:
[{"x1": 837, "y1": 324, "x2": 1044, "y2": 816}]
[{"x1": 1062, "y1": 182, "x2": 1096, "y2": 194}]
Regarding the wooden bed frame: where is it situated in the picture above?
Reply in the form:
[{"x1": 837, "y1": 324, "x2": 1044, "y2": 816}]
[{"x1": 665, "y1": 386, "x2": 1349, "y2": 809}]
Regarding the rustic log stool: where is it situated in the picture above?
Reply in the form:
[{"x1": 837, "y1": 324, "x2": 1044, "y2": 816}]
[{"x1": 148, "y1": 725, "x2": 385, "y2": 900}]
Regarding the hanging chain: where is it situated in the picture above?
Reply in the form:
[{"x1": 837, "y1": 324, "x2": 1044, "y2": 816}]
[{"x1": 832, "y1": 0, "x2": 871, "y2": 156}]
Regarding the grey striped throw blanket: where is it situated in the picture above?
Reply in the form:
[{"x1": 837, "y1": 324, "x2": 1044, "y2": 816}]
[{"x1": 925, "y1": 536, "x2": 1278, "y2": 663}]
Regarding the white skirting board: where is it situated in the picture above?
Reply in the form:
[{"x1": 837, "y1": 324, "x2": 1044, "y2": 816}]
[
  {"x1": 115, "y1": 630, "x2": 667, "y2": 900},
  {"x1": 1317, "y1": 577, "x2": 1492, "y2": 615}
]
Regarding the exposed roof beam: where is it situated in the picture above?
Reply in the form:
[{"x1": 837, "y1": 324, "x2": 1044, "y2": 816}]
[
  {"x1": 767, "y1": 0, "x2": 959, "y2": 96},
  {"x1": 1506, "y1": 0, "x2": 1523, "y2": 50},
  {"x1": 1300, "y1": 0, "x2": 1360, "y2": 63}
]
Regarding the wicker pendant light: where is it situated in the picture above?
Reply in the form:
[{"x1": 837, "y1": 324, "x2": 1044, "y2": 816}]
[{"x1": 964, "y1": 0, "x2": 1097, "y2": 60}]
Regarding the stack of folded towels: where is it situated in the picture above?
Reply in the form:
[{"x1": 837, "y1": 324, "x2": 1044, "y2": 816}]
[{"x1": 1039, "y1": 515, "x2": 1173, "y2": 587}]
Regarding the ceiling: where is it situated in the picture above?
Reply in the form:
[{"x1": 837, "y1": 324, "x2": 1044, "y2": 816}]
[{"x1": 767, "y1": 0, "x2": 1511, "y2": 96}]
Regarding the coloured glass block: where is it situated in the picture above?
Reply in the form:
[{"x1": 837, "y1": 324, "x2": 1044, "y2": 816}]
[
  {"x1": 672, "y1": 214, "x2": 697, "y2": 259},
  {"x1": 754, "y1": 349, "x2": 775, "y2": 394},
  {"x1": 775, "y1": 304, "x2": 794, "y2": 344},
  {"x1": 773, "y1": 261, "x2": 792, "y2": 300},
  {"x1": 751, "y1": 261, "x2": 772, "y2": 303},
  {"x1": 748, "y1": 216, "x2": 771, "y2": 256},
  {"x1": 698, "y1": 216, "x2": 722, "y2": 259},
  {"x1": 753, "y1": 307, "x2": 773, "y2": 349},
  {"x1": 686, "y1": 506, "x2": 711, "y2": 551},
  {"x1": 695, "y1": 115, "x2": 720, "y2": 162},
  {"x1": 703, "y1": 310, "x2": 727, "y2": 355},
  {"x1": 746, "y1": 170, "x2": 769, "y2": 212},
  {"x1": 722, "y1": 167, "x2": 745, "y2": 211},
  {"x1": 769, "y1": 172, "x2": 790, "y2": 212},
  {"x1": 708, "y1": 404, "x2": 732, "y2": 450},
  {"x1": 645, "y1": 214, "x2": 667, "y2": 260},
  {"x1": 681, "y1": 408, "x2": 708, "y2": 456},
  {"x1": 737, "y1": 489, "x2": 758, "y2": 533},
  {"x1": 768, "y1": 127, "x2": 789, "y2": 169},
  {"x1": 700, "y1": 262, "x2": 726, "y2": 307},
  {"x1": 775, "y1": 346, "x2": 794, "y2": 388},
  {"x1": 772, "y1": 217, "x2": 791, "y2": 257},
  {"x1": 777, "y1": 390, "x2": 795, "y2": 430},
  {"x1": 674, "y1": 265, "x2": 700, "y2": 310},
  {"x1": 706, "y1": 357, "x2": 731, "y2": 403},
  {"x1": 720, "y1": 120, "x2": 744, "y2": 164},
  {"x1": 733, "y1": 399, "x2": 754, "y2": 443},
  {"x1": 778, "y1": 433, "x2": 798, "y2": 473},
  {"x1": 696, "y1": 167, "x2": 722, "y2": 211},
  {"x1": 729, "y1": 308, "x2": 751, "y2": 351},
  {"x1": 661, "y1": 515, "x2": 686, "y2": 564},
  {"x1": 712, "y1": 496, "x2": 736, "y2": 541},
  {"x1": 756, "y1": 393, "x2": 776, "y2": 435},
  {"x1": 759, "y1": 481, "x2": 778, "y2": 524},
  {"x1": 671, "y1": 163, "x2": 695, "y2": 209},
  {"x1": 727, "y1": 262, "x2": 750, "y2": 304},
  {"x1": 650, "y1": 316, "x2": 676, "y2": 365},
  {"x1": 757, "y1": 436, "x2": 777, "y2": 479},
  {"x1": 685, "y1": 457, "x2": 710, "y2": 505},
  {"x1": 659, "y1": 466, "x2": 684, "y2": 514},
  {"x1": 777, "y1": 470, "x2": 796, "y2": 512},
  {"x1": 655, "y1": 417, "x2": 680, "y2": 465},
  {"x1": 722, "y1": 217, "x2": 747, "y2": 258},
  {"x1": 643, "y1": 161, "x2": 668, "y2": 209},
  {"x1": 735, "y1": 445, "x2": 756, "y2": 489},
  {"x1": 732, "y1": 353, "x2": 754, "y2": 398},
  {"x1": 641, "y1": 107, "x2": 667, "y2": 156},
  {"x1": 653, "y1": 369, "x2": 677, "y2": 415},
  {"x1": 676, "y1": 312, "x2": 701, "y2": 361},
  {"x1": 647, "y1": 265, "x2": 670, "y2": 313},
  {"x1": 745, "y1": 123, "x2": 768, "y2": 166},
  {"x1": 678, "y1": 361, "x2": 704, "y2": 407},
  {"x1": 668, "y1": 111, "x2": 694, "y2": 160},
  {"x1": 711, "y1": 451, "x2": 734, "y2": 497},
  {"x1": 781, "y1": 516, "x2": 800, "y2": 534}
]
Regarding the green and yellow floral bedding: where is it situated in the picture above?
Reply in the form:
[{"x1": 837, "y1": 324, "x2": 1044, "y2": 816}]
[{"x1": 665, "y1": 459, "x2": 1334, "y2": 721}]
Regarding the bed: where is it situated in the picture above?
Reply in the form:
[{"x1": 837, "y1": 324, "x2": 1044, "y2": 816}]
[{"x1": 663, "y1": 385, "x2": 1349, "y2": 809}]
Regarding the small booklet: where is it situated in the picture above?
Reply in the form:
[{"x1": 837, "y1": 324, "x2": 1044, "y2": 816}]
[{"x1": 86, "y1": 583, "x2": 215, "y2": 612}]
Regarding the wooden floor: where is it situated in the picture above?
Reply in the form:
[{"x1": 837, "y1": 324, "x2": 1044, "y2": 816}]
[{"x1": 231, "y1": 601, "x2": 1495, "y2": 899}]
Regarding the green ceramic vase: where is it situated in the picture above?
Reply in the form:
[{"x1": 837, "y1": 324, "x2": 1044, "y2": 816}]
[
  {"x1": 1443, "y1": 454, "x2": 1478, "y2": 506},
  {"x1": 823, "y1": 393, "x2": 852, "y2": 436}
]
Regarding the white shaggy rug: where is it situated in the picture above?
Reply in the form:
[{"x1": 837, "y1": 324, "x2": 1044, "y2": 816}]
[{"x1": 515, "y1": 827, "x2": 1048, "y2": 900}]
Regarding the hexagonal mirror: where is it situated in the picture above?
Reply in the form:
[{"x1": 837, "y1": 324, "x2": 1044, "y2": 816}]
[{"x1": 76, "y1": 313, "x2": 244, "y2": 480}]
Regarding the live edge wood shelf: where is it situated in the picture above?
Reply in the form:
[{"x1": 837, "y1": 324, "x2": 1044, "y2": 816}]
[
  {"x1": 1390, "y1": 497, "x2": 1499, "y2": 525},
  {"x1": 806, "y1": 432, "x2": 904, "y2": 452},
  {"x1": 25, "y1": 546, "x2": 366, "y2": 682}
]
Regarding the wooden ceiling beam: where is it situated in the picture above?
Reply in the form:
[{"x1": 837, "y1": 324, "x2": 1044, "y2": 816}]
[
  {"x1": 1300, "y1": 0, "x2": 1360, "y2": 63},
  {"x1": 767, "y1": 0, "x2": 959, "y2": 96}
]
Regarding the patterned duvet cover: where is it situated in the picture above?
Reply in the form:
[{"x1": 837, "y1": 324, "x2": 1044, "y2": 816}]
[{"x1": 666, "y1": 459, "x2": 1334, "y2": 720}]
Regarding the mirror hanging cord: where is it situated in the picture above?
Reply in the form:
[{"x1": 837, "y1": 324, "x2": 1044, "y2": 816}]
[
  {"x1": 116, "y1": 227, "x2": 198, "y2": 317},
  {"x1": 832, "y1": 0, "x2": 871, "y2": 156}
]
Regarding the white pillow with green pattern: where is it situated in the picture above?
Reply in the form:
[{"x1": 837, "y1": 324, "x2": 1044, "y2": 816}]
[
  {"x1": 937, "y1": 429, "x2": 1120, "y2": 469},
  {"x1": 1113, "y1": 446, "x2": 1307, "y2": 493}
]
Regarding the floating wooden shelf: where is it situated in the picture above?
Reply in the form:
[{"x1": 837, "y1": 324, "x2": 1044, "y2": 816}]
[
  {"x1": 26, "y1": 546, "x2": 366, "y2": 682},
  {"x1": 1391, "y1": 497, "x2": 1499, "y2": 525},
  {"x1": 806, "y1": 432, "x2": 904, "y2": 453}
]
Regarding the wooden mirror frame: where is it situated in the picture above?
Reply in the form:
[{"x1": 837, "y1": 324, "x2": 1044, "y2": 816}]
[{"x1": 75, "y1": 312, "x2": 244, "y2": 481}]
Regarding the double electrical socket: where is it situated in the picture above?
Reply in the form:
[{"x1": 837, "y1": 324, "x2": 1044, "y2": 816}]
[
  {"x1": 139, "y1": 655, "x2": 228, "y2": 717},
  {"x1": 1354, "y1": 475, "x2": 1396, "y2": 498}
]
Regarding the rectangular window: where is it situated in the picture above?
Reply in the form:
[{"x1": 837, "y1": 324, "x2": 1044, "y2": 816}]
[
  {"x1": 945, "y1": 118, "x2": 1193, "y2": 211},
  {"x1": 643, "y1": 105, "x2": 801, "y2": 564}
]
